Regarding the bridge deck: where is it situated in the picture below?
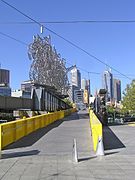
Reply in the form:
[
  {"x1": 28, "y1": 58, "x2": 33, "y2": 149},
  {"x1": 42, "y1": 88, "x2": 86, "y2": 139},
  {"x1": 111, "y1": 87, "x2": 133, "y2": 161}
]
[
  {"x1": 3, "y1": 111, "x2": 94, "y2": 157},
  {"x1": 0, "y1": 111, "x2": 135, "y2": 180}
]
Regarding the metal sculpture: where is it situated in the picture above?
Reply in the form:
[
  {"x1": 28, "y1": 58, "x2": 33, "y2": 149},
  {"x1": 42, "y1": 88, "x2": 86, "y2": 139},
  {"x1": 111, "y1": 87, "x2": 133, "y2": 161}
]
[{"x1": 28, "y1": 35, "x2": 68, "y2": 94}]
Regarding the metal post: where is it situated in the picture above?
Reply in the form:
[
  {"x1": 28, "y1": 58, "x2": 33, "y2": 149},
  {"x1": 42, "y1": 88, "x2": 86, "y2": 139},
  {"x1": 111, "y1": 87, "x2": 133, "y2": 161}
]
[
  {"x1": 95, "y1": 94, "x2": 98, "y2": 113},
  {"x1": 73, "y1": 138, "x2": 78, "y2": 163},
  {"x1": 114, "y1": 111, "x2": 115, "y2": 123}
]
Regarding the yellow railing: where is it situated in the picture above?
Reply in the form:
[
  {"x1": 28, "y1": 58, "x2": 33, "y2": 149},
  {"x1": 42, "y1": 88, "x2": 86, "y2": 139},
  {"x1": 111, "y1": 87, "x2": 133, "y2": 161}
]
[
  {"x1": 89, "y1": 109, "x2": 103, "y2": 151},
  {"x1": 0, "y1": 108, "x2": 76, "y2": 150}
]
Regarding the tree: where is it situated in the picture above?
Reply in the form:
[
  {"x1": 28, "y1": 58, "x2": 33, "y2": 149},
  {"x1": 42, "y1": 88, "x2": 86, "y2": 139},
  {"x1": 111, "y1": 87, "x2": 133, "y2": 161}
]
[
  {"x1": 122, "y1": 79, "x2": 135, "y2": 113},
  {"x1": 63, "y1": 98, "x2": 73, "y2": 107},
  {"x1": 107, "y1": 106, "x2": 115, "y2": 114}
]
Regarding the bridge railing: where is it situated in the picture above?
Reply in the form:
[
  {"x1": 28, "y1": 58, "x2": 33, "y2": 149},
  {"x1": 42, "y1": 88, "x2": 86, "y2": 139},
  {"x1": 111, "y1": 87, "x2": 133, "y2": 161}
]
[
  {"x1": 0, "y1": 108, "x2": 76, "y2": 151},
  {"x1": 89, "y1": 109, "x2": 103, "y2": 151}
]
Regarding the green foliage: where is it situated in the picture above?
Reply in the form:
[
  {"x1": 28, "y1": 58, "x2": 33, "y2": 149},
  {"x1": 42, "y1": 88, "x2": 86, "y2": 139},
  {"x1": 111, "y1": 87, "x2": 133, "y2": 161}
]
[
  {"x1": 122, "y1": 79, "x2": 135, "y2": 113},
  {"x1": 63, "y1": 98, "x2": 73, "y2": 107},
  {"x1": 107, "y1": 106, "x2": 115, "y2": 114},
  {"x1": 0, "y1": 112, "x2": 14, "y2": 121}
]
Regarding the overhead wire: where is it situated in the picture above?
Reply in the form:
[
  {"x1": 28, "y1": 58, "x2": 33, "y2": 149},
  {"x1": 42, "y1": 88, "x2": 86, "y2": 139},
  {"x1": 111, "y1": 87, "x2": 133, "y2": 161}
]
[
  {"x1": 2, "y1": 20, "x2": 135, "y2": 25},
  {"x1": 0, "y1": 31, "x2": 28, "y2": 46},
  {"x1": 0, "y1": 0, "x2": 41, "y2": 26},
  {"x1": 0, "y1": 30, "x2": 134, "y2": 79},
  {"x1": 0, "y1": 0, "x2": 132, "y2": 80},
  {"x1": 0, "y1": 30, "x2": 100, "y2": 76},
  {"x1": 66, "y1": 61, "x2": 100, "y2": 75},
  {"x1": 44, "y1": 27, "x2": 132, "y2": 80}
]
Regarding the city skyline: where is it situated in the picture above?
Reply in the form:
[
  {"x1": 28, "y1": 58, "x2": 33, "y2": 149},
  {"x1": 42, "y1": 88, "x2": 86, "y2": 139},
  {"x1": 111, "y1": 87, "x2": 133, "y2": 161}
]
[
  {"x1": 102, "y1": 70, "x2": 114, "y2": 101},
  {"x1": 70, "y1": 66, "x2": 81, "y2": 89},
  {"x1": 0, "y1": 68, "x2": 11, "y2": 96},
  {"x1": 113, "y1": 78, "x2": 121, "y2": 102},
  {"x1": 102, "y1": 69, "x2": 121, "y2": 102},
  {"x1": 0, "y1": 65, "x2": 122, "y2": 102}
]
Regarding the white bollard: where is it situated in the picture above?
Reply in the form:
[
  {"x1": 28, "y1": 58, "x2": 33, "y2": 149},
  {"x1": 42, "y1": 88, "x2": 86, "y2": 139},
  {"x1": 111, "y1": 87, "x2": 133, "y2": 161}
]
[
  {"x1": 73, "y1": 138, "x2": 78, "y2": 163},
  {"x1": 96, "y1": 136, "x2": 104, "y2": 156}
]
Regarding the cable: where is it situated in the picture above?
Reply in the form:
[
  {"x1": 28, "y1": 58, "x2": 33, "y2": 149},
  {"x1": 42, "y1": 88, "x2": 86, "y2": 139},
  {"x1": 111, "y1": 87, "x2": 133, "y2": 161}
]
[
  {"x1": 0, "y1": 29, "x2": 100, "y2": 75},
  {"x1": 2, "y1": 20, "x2": 135, "y2": 25},
  {"x1": 77, "y1": 66, "x2": 100, "y2": 75},
  {"x1": 0, "y1": 30, "x2": 133, "y2": 79},
  {"x1": 114, "y1": 74, "x2": 135, "y2": 78},
  {"x1": 45, "y1": 27, "x2": 131, "y2": 80},
  {"x1": 0, "y1": 31, "x2": 28, "y2": 46},
  {"x1": 0, "y1": 0, "x2": 41, "y2": 26},
  {"x1": 0, "y1": 30, "x2": 99, "y2": 76},
  {"x1": 0, "y1": 0, "x2": 132, "y2": 80},
  {"x1": 66, "y1": 61, "x2": 100, "y2": 75},
  {"x1": 0, "y1": 24, "x2": 132, "y2": 78}
]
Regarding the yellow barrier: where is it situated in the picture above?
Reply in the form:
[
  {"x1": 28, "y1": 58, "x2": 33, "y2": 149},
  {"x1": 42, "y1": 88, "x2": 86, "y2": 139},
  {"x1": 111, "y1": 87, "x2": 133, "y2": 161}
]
[
  {"x1": 89, "y1": 109, "x2": 103, "y2": 151},
  {"x1": 0, "y1": 108, "x2": 76, "y2": 150}
]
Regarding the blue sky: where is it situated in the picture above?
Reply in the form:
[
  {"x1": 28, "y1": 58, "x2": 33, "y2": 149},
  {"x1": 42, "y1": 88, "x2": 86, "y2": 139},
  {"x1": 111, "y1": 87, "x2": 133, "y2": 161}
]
[{"x1": 0, "y1": 0, "x2": 135, "y2": 95}]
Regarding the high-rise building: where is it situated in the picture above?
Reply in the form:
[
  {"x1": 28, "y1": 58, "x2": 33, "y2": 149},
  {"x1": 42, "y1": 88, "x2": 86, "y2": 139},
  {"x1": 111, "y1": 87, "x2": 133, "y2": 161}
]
[
  {"x1": 81, "y1": 79, "x2": 86, "y2": 90},
  {"x1": 86, "y1": 79, "x2": 90, "y2": 96},
  {"x1": 83, "y1": 89, "x2": 89, "y2": 104},
  {"x1": 0, "y1": 68, "x2": 11, "y2": 96},
  {"x1": 70, "y1": 66, "x2": 81, "y2": 89},
  {"x1": 67, "y1": 85, "x2": 79, "y2": 103},
  {"x1": 12, "y1": 80, "x2": 33, "y2": 99},
  {"x1": 21, "y1": 80, "x2": 35, "y2": 92},
  {"x1": 0, "y1": 86, "x2": 11, "y2": 96},
  {"x1": 113, "y1": 79, "x2": 121, "y2": 102},
  {"x1": 81, "y1": 79, "x2": 90, "y2": 104},
  {"x1": 102, "y1": 70, "x2": 113, "y2": 101},
  {"x1": 0, "y1": 69, "x2": 10, "y2": 86},
  {"x1": 74, "y1": 89, "x2": 84, "y2": 103}
]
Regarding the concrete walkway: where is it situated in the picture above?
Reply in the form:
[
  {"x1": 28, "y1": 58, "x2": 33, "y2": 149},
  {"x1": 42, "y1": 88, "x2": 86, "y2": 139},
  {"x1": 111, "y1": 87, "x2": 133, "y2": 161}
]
[
  {"x1": 0, "y1": 111, "x2": 135, "y2": 179},
  {"x1": 3, "y1": 111, "x2": 94, "y2": 157}
]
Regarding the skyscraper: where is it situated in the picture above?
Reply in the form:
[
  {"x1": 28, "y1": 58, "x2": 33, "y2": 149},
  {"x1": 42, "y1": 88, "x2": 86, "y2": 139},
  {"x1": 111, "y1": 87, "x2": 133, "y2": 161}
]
[
  {"x1": 102, "y1": 70, "x2": 113, "y2": 101},
  {"x1": 81, "y1": 78, "x2": 86, "y2": 90},
  {"x1": 0, "y1": 69, "x2": 10, "y2": 86},
  {"x1": 0, "y1": 68, "x2": 11, "y2": 96},
  {"x1": 81, "y1": 79, "x2": 90, "y2": 104},
  {"x1": 74, "y1": 89, "x2": 84, "y2": 103},
  {"x1": 70, "y1": 66, "x2": 81, "y2": 89},
  {"x1": 113, "y1": 79, "x2": 121, "y2": 102},
  {"x1": 67, "y1": 85, "x2": 79, "y2": 103},
  {"x1": 86, "y1": 79, "x2": 90, "y2": 96}
]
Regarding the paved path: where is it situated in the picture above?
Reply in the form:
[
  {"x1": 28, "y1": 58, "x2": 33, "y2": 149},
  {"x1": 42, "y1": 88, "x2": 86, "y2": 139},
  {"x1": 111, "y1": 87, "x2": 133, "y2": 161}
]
[
  {"x1": 3, "y1": 111, "x2": 93, "y2": 157},
  {"x1": 0, "y1": 111, "x2": 135, "y2": 179}
]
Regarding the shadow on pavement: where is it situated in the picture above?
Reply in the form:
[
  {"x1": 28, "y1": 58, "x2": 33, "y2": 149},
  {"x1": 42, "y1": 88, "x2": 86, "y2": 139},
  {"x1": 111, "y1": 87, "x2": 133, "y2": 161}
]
[
  {"x1": 2, "y1": 150, "x2": 40, "y2": 159},
  {"x1": 108, "y1": 123, "x2": 124, "y2": 126},
  {"x1": 4, "y1": 119, "x2": 64, "y2": 150},
  {"x1": 64, "y1": 112, "x2": 79, "y2": 121},
  {"x1": 78, "y1": 156, "x2": 97, "y2": 162},
  {"x1": 103, "y1": 126, "x2": 126, "y2": 151},
  {"x1": 105, "y1": 151, "x2": 119, "y2": 156},
  {"x1": 4, "y1": 111, "x2": 89, "y2": 150},
  {"x1": 78, "y1": 113, "x2": 89, "y2": 120},
  {"x1": 64, "y1": 111, "x2": 89, "y2": 121}
]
